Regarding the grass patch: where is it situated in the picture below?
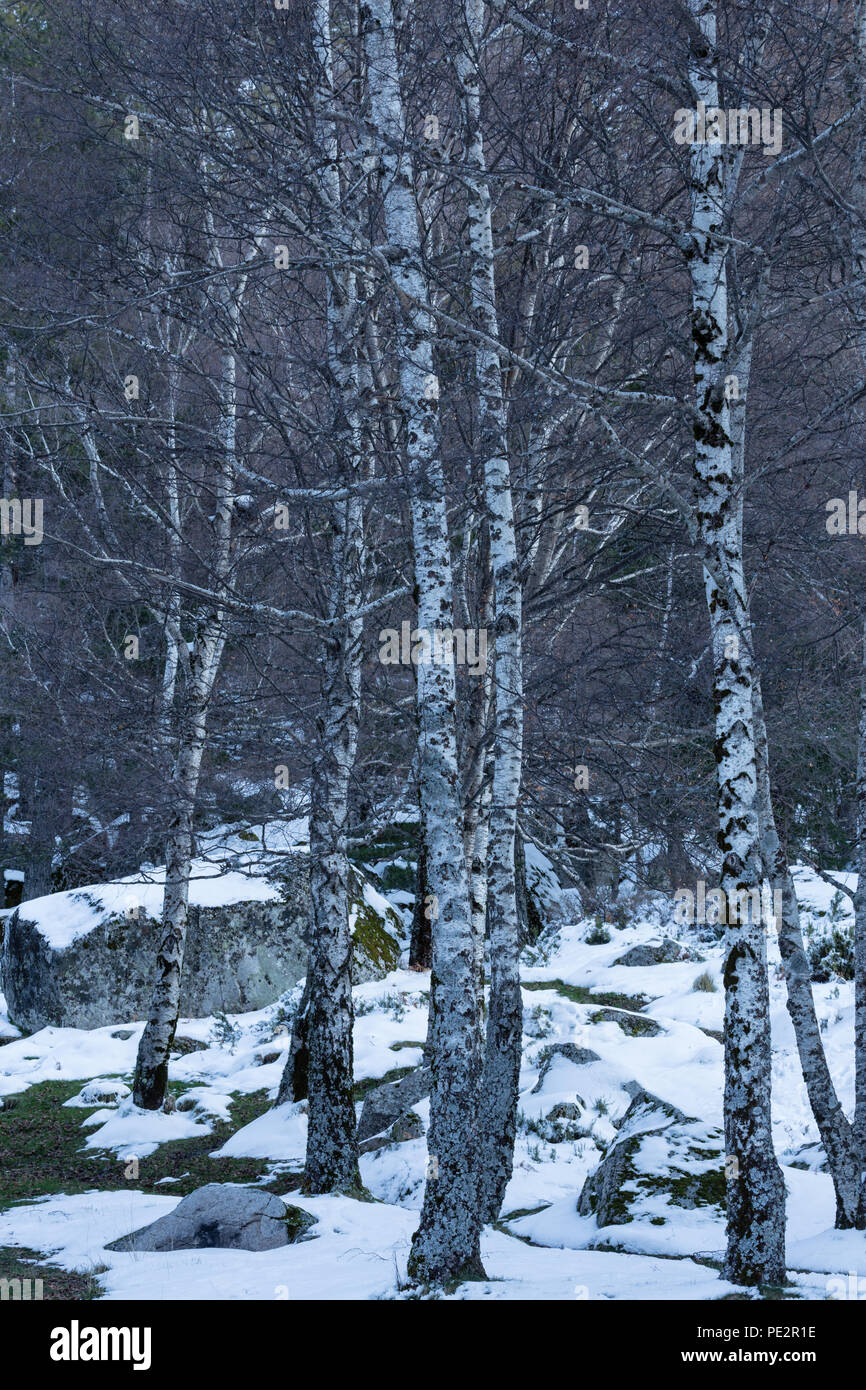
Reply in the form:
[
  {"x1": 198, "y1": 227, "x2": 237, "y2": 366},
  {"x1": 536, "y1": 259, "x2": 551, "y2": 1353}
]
[
  {"x1": 0, "y1": 1245, "x2": 107, "y2": 1300},
  {"x1": 523, "y1": 979, "x2": 649, "y2": 1013},
  {"x1": 0, "y1": 1080, "x2": 301, "y2": 1213}
]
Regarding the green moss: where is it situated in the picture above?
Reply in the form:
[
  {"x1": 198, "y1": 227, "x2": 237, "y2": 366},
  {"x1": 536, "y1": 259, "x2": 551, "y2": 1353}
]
[
  {"x1": 349, "y1": 874, "x2": 401, "y2": 976},
  {"x1": 523, "y1": 979, "x2": 649, "y2": 1012},
  {"x1": 282, "y1": 1205, "x2": 317, "y2": 1240},
  {"x1": 589, "y1": 1008, "x2": 660, "y2": 1037}
]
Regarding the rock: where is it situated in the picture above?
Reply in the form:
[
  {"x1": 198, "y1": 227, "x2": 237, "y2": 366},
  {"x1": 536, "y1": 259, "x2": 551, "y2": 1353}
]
[
  {"x1": 589, "y1": 1007, "x2": 662, "y2": 1037},
  {"x1": 76, "y1": 1080, "x2": 131, "y2": 1106},
  {"x1": 357, "y1": 1067, "x2": 431, "y2": 1142},
  {"x1": 577, "y1": 1089, "x2": 724, "y2": 1228},
  {"x1": 389, "y1": 1109, "x2": 423, "y2": 1143},
  {"x1": 532, "y1": 1043, "x2": 601, "y2": 1093},
  {"x1": 170, "y1": 1036, "x2": 209, "y2": 1057},
  {"x1": 613, "y1": 937, "x2": 703, "y2": 968},
  {"x1": 359, "y1": 1105, "x2": 425, "y2": 1154},
  {"x1": 105, "y1": 1183, "x2": 315, "y2": 1252},
  {"x1": 110, "y1": 1029, "x2": 135, "y2": 1041},
  {"x1": 1, "y1": 854, "x2": 401, "y2": 1031}
]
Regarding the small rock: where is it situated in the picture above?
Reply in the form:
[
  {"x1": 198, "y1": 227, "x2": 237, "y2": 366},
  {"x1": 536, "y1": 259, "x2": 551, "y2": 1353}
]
[
  {"x1": 589, "y1": 1007, "x2": 662, "y2": 1037},
  {"x1": 357, "y1": 1067, "x2": 431, "y2": 1142},
  {"x1": 389, "y1": 1109, "x2": 423, "y2": 1143},
  {"x1": 613, "y1": 938, "x2": 703, "y2": 968},
  {"x1": 532, "y1": 1043, "x2": 601, "y2": 1093},
  {"x1": 106, "y1": 1183, "x2": 314, "y2": 1252},
  {"x1": 170, "y1": 1036, "x2": 209, "y2": 1056},
  {"x1": 77, "y1": 1079, "x2": 131, "y2": 1106}
]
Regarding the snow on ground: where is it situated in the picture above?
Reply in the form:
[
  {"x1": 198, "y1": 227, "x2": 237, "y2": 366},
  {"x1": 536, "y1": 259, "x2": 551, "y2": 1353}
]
[{"x1": 0, "y1": 862, "x2": 863, "y2": 1299}]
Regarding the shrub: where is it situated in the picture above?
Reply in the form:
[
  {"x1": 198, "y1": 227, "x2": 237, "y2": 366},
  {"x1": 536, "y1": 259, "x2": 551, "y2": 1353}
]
[
  {"x1": 809, "y1": 926, "x2": 854, "y2": 982},
  {"x1": 585, "y1": 918, "x2": 611, "y2": 945}
]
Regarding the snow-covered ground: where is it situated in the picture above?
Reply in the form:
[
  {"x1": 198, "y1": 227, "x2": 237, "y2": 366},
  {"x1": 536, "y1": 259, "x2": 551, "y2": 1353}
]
[{"x1": 0, "y1": 863, "x2": 862, "y2": 1300}]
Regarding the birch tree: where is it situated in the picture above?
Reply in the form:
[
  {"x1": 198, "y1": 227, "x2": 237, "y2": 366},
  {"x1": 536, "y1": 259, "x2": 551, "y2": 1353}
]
[
  {"x1": 684, "y1": 0, "x2": 785, "y2": 1284},
  {"x1": 453, "y1": 0, "x2": 525, "y2": 1225},
  {"x1": 361, "y1": 0, "x2": 485, "y2": 1282},
  {"x1": 300, "y1": 0, "x2": 366, "y2": 1195}
]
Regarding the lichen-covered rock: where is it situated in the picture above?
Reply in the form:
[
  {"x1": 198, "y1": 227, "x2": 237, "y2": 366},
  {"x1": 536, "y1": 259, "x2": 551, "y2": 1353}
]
[
  {"x1": 577, "y1": 1089, "x2": 725, "y2": 1229},
  {"x1": 531, "y1": 1043, "x2": 601, "y2": 1092},
  {"x1": 359, "y1": 1106, "x2": 424, "y2": 1153},
  {"x1": 349, "y1": 870, "x2": 403, "y2": 979},
  {"x1": 105, "y1": 1183, "x2": 315, "y2": 1252},
  {"x1": 613, "y1": 937, "x2": 704, "y2": 968},
  {"x1": 588, "y1": 1007, "x2": 662, "y2": 1037},
  {"x1": 357, "y1": 1066, "x2": 431, "y2": 1141},
  {"x1": 2, "y1": 849, "x2": 402, "y2": 1031}
]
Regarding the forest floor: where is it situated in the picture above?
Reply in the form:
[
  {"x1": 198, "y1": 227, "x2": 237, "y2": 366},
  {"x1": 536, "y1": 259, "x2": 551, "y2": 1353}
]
[{"x1": 0, "y1": 862, "x2": 863, "y2": 1300}]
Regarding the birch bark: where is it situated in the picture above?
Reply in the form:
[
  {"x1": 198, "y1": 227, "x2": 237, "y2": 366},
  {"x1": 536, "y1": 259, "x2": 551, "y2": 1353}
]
[
  {"x1": 685, "y1": 0, "x2": 785, "y2": 1284},
  {"x1": 132, "y1": 305, "x2": 235, "y2": 1110},
  {"x1": 295, "y1": 0, "x2": 368, "y2": 1195},
  {"x1": 361, "y1": 0, "x2": 485, "y2": 1281},
  {"x1": 853, "y1": 619, "x2": 866, "y2": 1159},
  {"x1": 753, "y1": 676, "x2": 864, "y2": 1225},
  {"x1": 848, "y1": 2, "x2": 866, "y2": 1165},
  {"x1": 454, "y1": 0, "x2": 525, "y2": 1225}
]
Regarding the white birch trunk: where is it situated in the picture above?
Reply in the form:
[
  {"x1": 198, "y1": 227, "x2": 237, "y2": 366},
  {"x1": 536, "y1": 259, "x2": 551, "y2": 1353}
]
[
  {"x1": 753, "y1": 675, "x2": 864, "y2": 1225},
  {"x1": 362, "y1": 0, "x2": 484, "y2": 1282},
  {"x1": 455, "y1": 0, "x2": 525, "y2": 1224},
  {"x1": 853, "y1": 619, "x2": 866, "y2": 1160},
  {"x1": 132, "y1": 316, "x2": 235, "y2": 1110},
  {"x1": 848, "y1": 4, "x2": 866, "y2": 1167},
  {"x1": 298, "y1": 0, "x2": 366, "y2": 1195},
  {"x1": 686, "y1": 0, "x2": 785, "y2": 1284}
]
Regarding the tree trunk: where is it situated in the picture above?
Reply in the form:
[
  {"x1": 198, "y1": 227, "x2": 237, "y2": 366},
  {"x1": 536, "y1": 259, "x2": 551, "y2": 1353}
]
[
  {"x1": 298, "y1": 0, "x2": 367, "y2": 1195},
  {"x1": 455, "y1": 0, "x2": 525, "y2": 1227},
  {"x1": 753, "y1": 674, "x2": 864, "y2": 1227},
  {"x1": 854, "y1": 618, "x2": 866, "y2": 1161},
  {"x1": 685, "y1": 0, "x2": 785, "y2": 1286},
  {"x1": 848, "y1": 4, "x2": 866, "y2": 1166},
  {"x1": 132, "y1": 620, "x2": 225, "y2": 1109},
  {"x1": 277, "y1": 973, "x2": 311, "y2": 1105},
  {"x1": 362, "y1": 0, "x2": 484, "y2": 1283},
  {"x1": 409, "y1": 827, "x2": 433, "y2": 970},
  {"x1": 133, "y1": 287, "x2": 236, "y2": 1109}
]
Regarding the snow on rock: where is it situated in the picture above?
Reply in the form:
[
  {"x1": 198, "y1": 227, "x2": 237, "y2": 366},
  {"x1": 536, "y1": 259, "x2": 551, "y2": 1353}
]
[{"x1": 0, "y1": 818, "x2": 404, "y2": 1031}]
